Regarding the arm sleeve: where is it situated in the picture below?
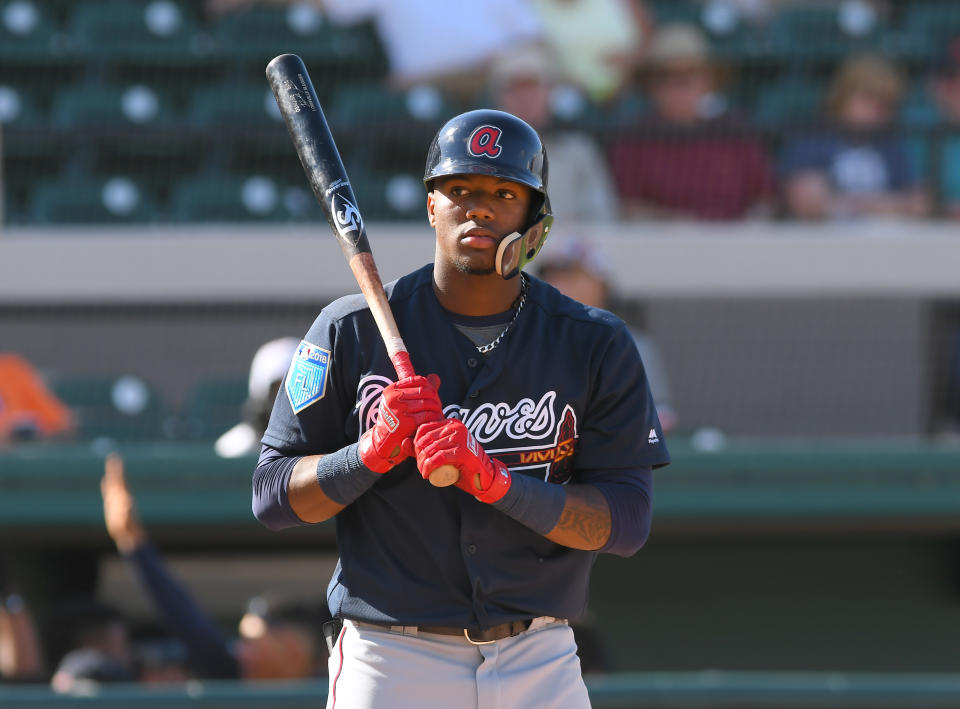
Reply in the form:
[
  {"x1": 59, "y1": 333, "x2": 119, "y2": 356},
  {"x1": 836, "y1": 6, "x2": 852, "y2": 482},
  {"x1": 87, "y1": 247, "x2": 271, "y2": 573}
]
[
  {"x1": 124, "y1": 544, "x2": 239, "y2": 679},
  {"x1": 592, "y1": 466, "x2": 653, "y2": 558},
  {"x1": 252, "y1": 444, "x2": 305, "y2": 531}
]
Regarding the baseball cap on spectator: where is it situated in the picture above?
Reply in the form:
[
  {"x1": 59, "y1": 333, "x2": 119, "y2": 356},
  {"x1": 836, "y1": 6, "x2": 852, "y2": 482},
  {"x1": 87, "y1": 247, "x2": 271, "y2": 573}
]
[
  {"x1": 489, "y1": 47, "x2": 556, "y2": 92},
  {"x1": 646, "y1": 22, "x2": 713, "y2": 70},
  {"x1": 537, "y1": 234, "x2": 612, "y2": 282},
  {"x1": 247, "y1": 337, "x2": 299, "y2": 401}
]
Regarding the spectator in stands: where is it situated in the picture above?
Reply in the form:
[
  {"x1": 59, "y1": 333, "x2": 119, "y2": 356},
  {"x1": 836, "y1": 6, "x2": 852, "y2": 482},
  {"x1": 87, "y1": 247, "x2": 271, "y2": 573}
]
[
  {"x1": 537, "y1": 234, "x2": 678, "y2": 434},
  {"x1": 205, "y1": 0, "x2": 543, "y2": 103},
  {"x1": 43, "y1": 598, "x2": 137, "y2": 689},
  {"x1": 531, "y1": 0, "x2": 654, "y2": 104},
  {"x1": 0, "y1": 353, "x2": 73, "y2": 446},
  {"x1": 0, "y1": 593, "x2": 45, "y2": 683},
  {"x1": 215, "y1": 337, "x2": 299, "y2": 459},
  {"x1": 607, "y1": 23, "x2": 774, "y2": 220},
  {"x1": 489, "y1": 46, "x2": 620, "y2": 224},
  {"x1": 100, "y1": 453, "x2": 327, "y2": 680},
  {"x1": 779, "y1": 53, "x2": 930, "y2": 220},
  {"x1": 927, "y1": 37, "x2": 960, "y2": 219}
]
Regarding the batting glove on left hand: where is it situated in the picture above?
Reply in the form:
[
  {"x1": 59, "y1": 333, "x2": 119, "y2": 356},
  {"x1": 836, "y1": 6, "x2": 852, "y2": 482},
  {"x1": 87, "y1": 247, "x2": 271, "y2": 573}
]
[
  {"x1": 358, "y1": 374, "x2": 443, "y2": 473},
  {"x1": 414, "y1": 419, "x2": 511, "y2": 503}
]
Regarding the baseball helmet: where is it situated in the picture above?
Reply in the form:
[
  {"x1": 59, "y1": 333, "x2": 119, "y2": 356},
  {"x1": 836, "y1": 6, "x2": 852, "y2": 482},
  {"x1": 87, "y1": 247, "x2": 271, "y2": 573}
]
[{"x1": 424, "y1": 109, "x2": 553, "y2": 279}]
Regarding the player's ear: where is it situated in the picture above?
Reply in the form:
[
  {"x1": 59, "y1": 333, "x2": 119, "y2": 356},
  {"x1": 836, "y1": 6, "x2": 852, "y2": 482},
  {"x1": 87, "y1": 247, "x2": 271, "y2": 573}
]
[{"x1": 426, "y1": 190, "x2": 437, "y2": 227}]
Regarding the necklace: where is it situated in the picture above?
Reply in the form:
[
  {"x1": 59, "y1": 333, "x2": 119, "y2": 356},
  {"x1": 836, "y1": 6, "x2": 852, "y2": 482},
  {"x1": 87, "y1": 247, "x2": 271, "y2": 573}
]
[{"x1": 477, "y1": 274, "x2": 527, "y2": 354}]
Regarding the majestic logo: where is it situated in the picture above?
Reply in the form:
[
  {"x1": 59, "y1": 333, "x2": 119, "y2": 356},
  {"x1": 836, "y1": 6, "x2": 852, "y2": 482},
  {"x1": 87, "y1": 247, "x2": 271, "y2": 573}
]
[
  {"x1": 648, "y1": 428, "x2": 659, "y2": 444},
  {"x1": 468, "y1": 125, "x2": 503, "y2": 158},
  {"x1": 331, "y1": 191, "x2": 362, "y2": 244},
  {"x1": 286, "y1": 340, "x2": 331, "y2": 414}
]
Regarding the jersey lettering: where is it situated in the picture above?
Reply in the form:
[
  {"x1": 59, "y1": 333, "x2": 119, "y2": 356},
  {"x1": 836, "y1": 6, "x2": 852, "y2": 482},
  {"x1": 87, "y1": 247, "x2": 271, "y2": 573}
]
[{"x1": 468, "y1": 125, "x2": 503, "y2": 158}]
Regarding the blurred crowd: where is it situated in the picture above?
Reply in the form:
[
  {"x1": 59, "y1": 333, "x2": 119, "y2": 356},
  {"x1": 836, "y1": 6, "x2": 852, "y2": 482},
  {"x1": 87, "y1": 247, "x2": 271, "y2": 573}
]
[{"x1": 195, "y1": 0, "x2": 960, "y2": 223}]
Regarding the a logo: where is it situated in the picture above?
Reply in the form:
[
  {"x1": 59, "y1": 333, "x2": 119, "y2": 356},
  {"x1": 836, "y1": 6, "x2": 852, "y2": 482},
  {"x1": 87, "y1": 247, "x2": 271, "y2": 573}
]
[
  {"x1": 468, "y1": 125, "x2": 503, "y2": 158},
  {"x1": 286, "y1": 340, "x2": 331, "y2": 413},
  {"x1": 331, "y1": 191, "x2": 362, "y2": 244},
  {"x1": 379, "y1": 402, "x2": 399, "y2": 432},
  {"x1": 648, "y1": 428, "x2": 659, "y2": 444}
]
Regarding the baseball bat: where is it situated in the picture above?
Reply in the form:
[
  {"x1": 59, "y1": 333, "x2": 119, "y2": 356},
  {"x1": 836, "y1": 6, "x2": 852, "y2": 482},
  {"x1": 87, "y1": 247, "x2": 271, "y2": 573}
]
[{"x1": 266, "y1": 53, "x2": 457, "y2": 488}]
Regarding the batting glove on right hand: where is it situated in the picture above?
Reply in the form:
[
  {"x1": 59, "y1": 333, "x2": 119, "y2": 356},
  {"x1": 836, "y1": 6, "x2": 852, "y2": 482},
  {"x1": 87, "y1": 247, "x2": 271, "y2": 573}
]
[
  {"x1": 414, "y1": 419, "x2": 512, "y2": 503},
  {"x1": 359, "y1": 374, "x2": 442, "y2": 473}
]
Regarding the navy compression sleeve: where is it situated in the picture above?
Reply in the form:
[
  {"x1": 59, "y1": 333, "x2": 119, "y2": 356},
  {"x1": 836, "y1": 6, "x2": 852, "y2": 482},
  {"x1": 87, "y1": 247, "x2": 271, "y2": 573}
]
[
  {"x1": 252, "y1": 445, "x2": 305, "y2": 530},
  {"x1": 126, "y1": 544, "x2": 239, "y2": 679},
  {"x1": 592, "y1": 466, "x2": 653, "y2": 557}
]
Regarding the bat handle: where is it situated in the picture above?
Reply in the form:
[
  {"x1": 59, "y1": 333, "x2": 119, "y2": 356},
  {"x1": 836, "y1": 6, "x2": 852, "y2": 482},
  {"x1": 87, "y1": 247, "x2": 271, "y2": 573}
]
[{"x1": 388, "y1": 350, "x2": 459, "y2": 488}]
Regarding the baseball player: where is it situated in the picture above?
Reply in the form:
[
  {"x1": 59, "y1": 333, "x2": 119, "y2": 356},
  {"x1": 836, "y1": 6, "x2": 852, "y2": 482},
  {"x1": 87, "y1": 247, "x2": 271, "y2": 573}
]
[{"x1": 253, "y1": 109, "x2": 670, "y2": 708}]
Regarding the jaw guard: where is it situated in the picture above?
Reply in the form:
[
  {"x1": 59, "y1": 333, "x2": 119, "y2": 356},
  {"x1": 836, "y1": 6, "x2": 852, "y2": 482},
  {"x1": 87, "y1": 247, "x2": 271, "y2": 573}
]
[{"x1": 495, "y1": 212, "x2": 553, "y2": 280}]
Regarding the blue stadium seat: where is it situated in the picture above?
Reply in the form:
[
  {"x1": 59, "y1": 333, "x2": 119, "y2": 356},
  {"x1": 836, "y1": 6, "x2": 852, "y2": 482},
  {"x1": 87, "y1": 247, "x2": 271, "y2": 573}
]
[{"x1": 0, "y1": 0, "x2": 67, "y2": 64}]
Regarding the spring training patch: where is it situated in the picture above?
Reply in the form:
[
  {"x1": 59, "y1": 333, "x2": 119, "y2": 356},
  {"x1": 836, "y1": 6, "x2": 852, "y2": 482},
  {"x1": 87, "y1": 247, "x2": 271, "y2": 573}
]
[{"x1": 286, "y1": 340, "x2": 331, "y2": 414}]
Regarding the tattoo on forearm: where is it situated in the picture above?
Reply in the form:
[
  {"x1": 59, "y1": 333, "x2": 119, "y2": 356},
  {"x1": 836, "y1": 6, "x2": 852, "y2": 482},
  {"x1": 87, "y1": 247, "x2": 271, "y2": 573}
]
[{"x1": 554, "y1": 488, "x2": 611, "y2": 549}]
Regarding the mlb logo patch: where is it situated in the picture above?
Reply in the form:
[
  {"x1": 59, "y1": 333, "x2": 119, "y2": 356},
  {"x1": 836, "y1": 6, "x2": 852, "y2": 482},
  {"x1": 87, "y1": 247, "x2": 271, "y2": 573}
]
[{"x1": 286, "y1": 340, "x2": 331, "y2": 414}]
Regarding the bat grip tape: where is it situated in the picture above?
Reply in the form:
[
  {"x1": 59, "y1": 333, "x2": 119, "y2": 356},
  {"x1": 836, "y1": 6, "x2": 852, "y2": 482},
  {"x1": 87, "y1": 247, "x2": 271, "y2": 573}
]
[{"x1": 389, "y1": 348, "x2": 414, "y2": 379}]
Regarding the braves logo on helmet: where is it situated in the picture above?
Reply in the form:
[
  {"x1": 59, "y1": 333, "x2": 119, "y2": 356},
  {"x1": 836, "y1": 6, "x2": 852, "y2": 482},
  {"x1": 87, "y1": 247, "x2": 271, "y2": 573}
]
[{"x1": 468, "y1": 125, "x2": 503, "y2": 158}]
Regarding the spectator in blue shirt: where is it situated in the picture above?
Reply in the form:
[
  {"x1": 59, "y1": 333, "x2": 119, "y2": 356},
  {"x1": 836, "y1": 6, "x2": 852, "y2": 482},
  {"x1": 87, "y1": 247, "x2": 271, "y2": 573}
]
[{"x1": 779, "y1": 53, "x2": 930, "y2": 221}]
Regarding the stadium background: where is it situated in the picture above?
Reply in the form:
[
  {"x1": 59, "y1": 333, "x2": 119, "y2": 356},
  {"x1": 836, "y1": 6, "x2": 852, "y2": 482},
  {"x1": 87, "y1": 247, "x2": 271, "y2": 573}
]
[{"x1": 2, "y1": 0, "x2": 960, "y2": 706}]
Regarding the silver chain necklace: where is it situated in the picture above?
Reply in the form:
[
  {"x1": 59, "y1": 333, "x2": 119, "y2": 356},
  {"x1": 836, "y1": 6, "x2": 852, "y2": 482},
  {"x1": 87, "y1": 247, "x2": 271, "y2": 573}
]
[{"x1": 477, "y1": 274, "x2": 527, "y2": 354}]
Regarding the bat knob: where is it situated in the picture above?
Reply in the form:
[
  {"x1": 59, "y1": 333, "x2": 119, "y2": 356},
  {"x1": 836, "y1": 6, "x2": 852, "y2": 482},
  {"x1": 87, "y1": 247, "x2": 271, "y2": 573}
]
[{"x1": 428, "y1": 464, "x2": 460, "y2": 488}]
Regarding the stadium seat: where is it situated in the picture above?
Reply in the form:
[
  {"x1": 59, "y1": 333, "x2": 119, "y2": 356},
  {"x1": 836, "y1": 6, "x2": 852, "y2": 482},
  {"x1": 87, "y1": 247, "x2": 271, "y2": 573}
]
[
  {"x1": 212, "y1": 6, "x2": 385, "y2": 80},
  {"x1": 328, "y1": 83, "x2": 452, "y2": 130},
  {"x1": 182, "y1": 374, "x2": 248, "y2": 440},
  {"x1": 68, "y1": 0, "x2": 205, "y2": 66},
  {"x1": 49, "y1": 374, "x2": 171, "y2": 441},
  {"x1": 169, "y1": 174, "x2": 290, "y2": 222},
  {"x1": 901, "y1": 2, "x2": 960, "y2": 60},
  {"x1": 186, "y1": 83, "x2": 283, "y2": 130},
  {"x1": 51, "y1": 83, "x2": 176, "y2": 128},
  {"x1": 0, "y1": 0, "x2": 67, "y2": 65},
  {"x1": 753, "y1": 78, "x2": 824, "y2": 127},
  {"x1": 767, "y1": 5, "x2": 884, "y2": 62},
  {"x1": 28, "y1": 175, "x2": 156, "y2": 224},
  {"x1": 348, "y1": 171, "x2": 426, "y2": 222}
]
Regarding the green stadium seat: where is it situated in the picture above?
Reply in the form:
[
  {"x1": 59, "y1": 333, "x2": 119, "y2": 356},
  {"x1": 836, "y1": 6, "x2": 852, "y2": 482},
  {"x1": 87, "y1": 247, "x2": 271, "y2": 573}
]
[
  {"x1": 169, "y1": 174, "x2": 289, "y2": 222},
  {"x1": 348, "y1": 171, "x2": 426, "y2": 222},
  {"x1": 328, "y1": 83, "x2": 452, "y2": 129},
  {"x1": 183, "y1": 374, "x2": 248, "y2": 440},
  {"x1": 51, "y1": 83, "x2": 176, "y2": 128},
  {"x1": 186, "y1": 83, "x2": 284, "y2": 129},
  {"x1": 49, "y1": 374, "x2": 171, "y2": 441},
  {"x1": 68, "y1": 0, "x2": 206, "y2": 66},
  {"x1": 901, "y1": 2, "x2": 960, "y2": 58},
  {"x1": 212, "y1": 7, "x2": 385, "y2": 79},
  {"x1": 28, "y1": 175, "x2": 157, "y2": 224},
  {"x1": 0, "y1": 0, "x2": 68, "y2": 65},
  {"x1": 754, "y1": 78, "x2": 824, "y2": 127},
  {"x1": 647, "y1": 0, "x2": 700, "y2": 26},
  {"x1": 767, "y1": 6, "x2": 884, "y2": 61}
]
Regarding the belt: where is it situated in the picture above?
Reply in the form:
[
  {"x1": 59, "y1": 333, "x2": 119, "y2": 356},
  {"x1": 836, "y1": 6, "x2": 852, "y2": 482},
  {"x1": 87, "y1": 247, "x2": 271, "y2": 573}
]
[{"x1": 347, "y1": 616, "x2": 566, "y2": 645}]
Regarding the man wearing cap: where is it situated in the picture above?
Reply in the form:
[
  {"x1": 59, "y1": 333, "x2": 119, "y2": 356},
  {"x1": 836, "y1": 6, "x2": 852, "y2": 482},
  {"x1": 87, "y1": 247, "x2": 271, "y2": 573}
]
[
  {"x1": 608, "y1": 22, "x2": 774, "y2": 220},
  {"x1": 253, "y1": 109, "x2": 669, "y2": 708}
]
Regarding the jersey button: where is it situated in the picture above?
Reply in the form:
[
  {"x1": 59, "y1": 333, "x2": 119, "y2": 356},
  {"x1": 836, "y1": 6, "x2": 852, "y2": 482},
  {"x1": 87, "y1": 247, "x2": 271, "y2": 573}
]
[
  {"x1": 469, "y1": 391, "x2": 479, "y2": 398},
  {"x1": 467, "y1": 544, "x2": 477, "y2": 555},
  {"x1": 467, "y1": 357, "x2": 478, "y2": 368}
]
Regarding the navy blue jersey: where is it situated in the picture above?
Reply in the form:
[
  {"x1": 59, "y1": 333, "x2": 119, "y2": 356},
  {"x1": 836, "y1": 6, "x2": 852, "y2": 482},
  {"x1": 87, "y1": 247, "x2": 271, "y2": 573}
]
[{"x1": 261, "y1": 263, "x2": 669, "y2": 628}]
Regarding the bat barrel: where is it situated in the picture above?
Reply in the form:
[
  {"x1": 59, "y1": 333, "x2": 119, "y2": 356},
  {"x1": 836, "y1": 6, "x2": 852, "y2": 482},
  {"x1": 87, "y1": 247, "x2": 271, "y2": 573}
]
[{"x1": 266, "y1": 53, "x2": 371, "y2": 260}]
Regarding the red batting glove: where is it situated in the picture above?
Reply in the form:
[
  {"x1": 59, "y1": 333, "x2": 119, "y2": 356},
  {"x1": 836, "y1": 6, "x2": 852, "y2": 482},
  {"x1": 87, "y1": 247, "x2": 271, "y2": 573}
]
[
  {"x1": 359, "y1": 374, "x2": 442, "y2": 473},
  {"x1": 414, "y1": 419, "x2": 512, "y2": 503}
]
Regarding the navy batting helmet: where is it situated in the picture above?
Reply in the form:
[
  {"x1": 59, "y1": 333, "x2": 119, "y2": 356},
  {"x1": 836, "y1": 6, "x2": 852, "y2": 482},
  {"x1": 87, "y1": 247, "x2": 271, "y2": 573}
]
[{"x1": 424, "y1": 109, "x2": 553, "y2": 279}]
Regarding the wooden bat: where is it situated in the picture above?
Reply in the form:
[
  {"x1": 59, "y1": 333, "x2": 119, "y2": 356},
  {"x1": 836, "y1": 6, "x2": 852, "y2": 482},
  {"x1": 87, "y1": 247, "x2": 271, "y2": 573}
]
[{"x1": 266, "y1": 53, "x2": 457, "y2": 487}]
